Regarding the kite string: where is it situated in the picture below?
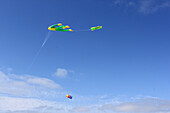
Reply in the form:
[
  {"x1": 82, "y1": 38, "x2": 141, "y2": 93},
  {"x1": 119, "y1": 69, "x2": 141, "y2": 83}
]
[
  {"x1": 41, "y1": 31, "x2": 52, "y2": 48},
  {"x1": 73, "y1": 29, "x2": 91, "y2": 32},
  {"x1": 27, "y1": 47, "x2": 42, "y2": 72},
  {"x1": 27, "y1": 31, "x2": 52, "y2": 71}
]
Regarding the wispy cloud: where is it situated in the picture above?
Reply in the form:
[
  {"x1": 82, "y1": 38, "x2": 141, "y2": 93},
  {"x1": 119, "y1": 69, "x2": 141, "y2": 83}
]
[
  {"x1": 70, "y1": 106, "x2": 90, "y2": 112},
  {"x1": 26, "y1": 77, "x2": 61, "y2": 89},
  {"x1": 99, "y1": 98, "x2": 170, "y2": 113},
  {"x1": 0, "y1": 95, "x2": 67, "y2": 113},
  {"x1": 0, "y1": 71, "x2": 62, "y2": 98},
  {"x1": 139, "y1": 0, "x2": 170, "y2": 14},
  {"x1": 113, "y1": 0, "x2": 170, "y2": 14},
  {"x1": 53, "y1": 68, "x2": 68, "y2": 78},
  {"x1": 1, "y1": 70, "x2": 170, "y2": 113},
  {"x1": 0, "y1": 93, "x2": 170, "y2": 113}
]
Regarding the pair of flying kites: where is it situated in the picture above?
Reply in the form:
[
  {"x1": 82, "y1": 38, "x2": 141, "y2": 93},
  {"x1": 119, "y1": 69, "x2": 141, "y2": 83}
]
[
  {"x1": 48, "y1": 23, "x2": 102, "y2": 100},
  {"x1": 48, "y1": 23, "x2": 102, "y2": 32},
  {"x1": 29, "y1": 23, "x2": 102, "y2": 100}
]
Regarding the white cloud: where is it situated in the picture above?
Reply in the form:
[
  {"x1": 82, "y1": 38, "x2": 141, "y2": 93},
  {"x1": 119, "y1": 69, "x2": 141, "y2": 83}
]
[
  {"x1": 0, "y1": 93, "x2": 170, "y2": 113},
  {"x1": 112, "y1": 0, "x2": 170, "y2": 14},
  {"x1": 10, "y1": 74, "x2": 62, "y2": 89},
  {"x1": 139, "y1": 0, "x2": 170, "y2": 13},
  {"x1": 0, "y1": 95, "x2": 67, "y2": 113},
  {"x1": 99, "y1": 98, "x2": 170, "y2": 113},
  {"x1": 26, "y1": 77, "x2": 61, "y2": 89},
  {"x1": 0, "y1": 96, "x2": 44, "y2": 112},
  {"x1": 1, "y1": 71, "x2": 170, "y2": 113},
  {"x1": 54, "y1": 68, "x2": 68, "y2": 77},
  {"x1": 0, "y1": 71, "x2": 62, "y2": 98},
  {"x1": 0, "y1": 71, "x2": 8, "y2": 79},
  {"x1": 71, "y1": 107, "x2": 90, "y2": 112}
]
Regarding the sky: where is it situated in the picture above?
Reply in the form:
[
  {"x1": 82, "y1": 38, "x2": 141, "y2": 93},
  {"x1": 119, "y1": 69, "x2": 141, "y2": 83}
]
[{"x1": 0, "y1": 0, "x2": 170, "y2": 113}]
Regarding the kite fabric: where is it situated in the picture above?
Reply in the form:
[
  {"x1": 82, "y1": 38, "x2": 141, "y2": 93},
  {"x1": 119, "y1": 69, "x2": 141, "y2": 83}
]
[
  {"x1": 48, "y1": 23, "x2": 73, "y2": 32},
  {"x1": 90, "y1": 26, "x2": 102, "y2": 31},
  {"x1": 48, "y1": 23, "x2": 102, "y2": 32},
  {"x1": 66, "y1": 95, "x2": 72, "y2": 99}
]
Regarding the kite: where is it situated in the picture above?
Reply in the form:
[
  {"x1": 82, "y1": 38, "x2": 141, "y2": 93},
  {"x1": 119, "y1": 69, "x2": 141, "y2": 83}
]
[
  {"x1": 48, "y1": 23, "x2": 102, "y2": 32},
  {"x1": 66, "y1": 94, "x2": 72, "y2": 99},
  {"x1": 91, "y1": 26, "x2": 102, "y2": 31},
  {"x1": 48, "y1": 23, "x2": 73, "y2": 32}
]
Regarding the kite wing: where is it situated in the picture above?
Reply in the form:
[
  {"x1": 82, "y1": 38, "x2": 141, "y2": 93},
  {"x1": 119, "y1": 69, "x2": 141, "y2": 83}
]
[
  {"x1": 91, "y1": 26, "x2": 102, "y2": 31},
  {"x1": 48, "y1": 23, "x2": 73, "y2": 32},
  {"x1": 48, "y1": 23, "x2": 102, "y2": 32}
]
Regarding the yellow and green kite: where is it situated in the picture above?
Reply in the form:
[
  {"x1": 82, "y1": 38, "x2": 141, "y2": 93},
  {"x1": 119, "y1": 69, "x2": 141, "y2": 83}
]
[{"x1": 48, "y1": 23, "x2": 102, "y2": 32}]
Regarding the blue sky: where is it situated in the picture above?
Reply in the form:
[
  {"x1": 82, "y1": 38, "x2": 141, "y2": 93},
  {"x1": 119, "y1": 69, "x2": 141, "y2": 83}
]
[{"x1": 0, "y1": 0, "x2": 170, "y2": 113}]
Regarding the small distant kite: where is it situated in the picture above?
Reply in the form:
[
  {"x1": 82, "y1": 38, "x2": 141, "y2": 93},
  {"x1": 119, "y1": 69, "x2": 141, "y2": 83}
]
[
  {"x1": 48, "y1": 23, "x2": 102, "y2": 32},
  {"x1": 66, "y1": 94, "x2": 72, "y2": 99}
]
